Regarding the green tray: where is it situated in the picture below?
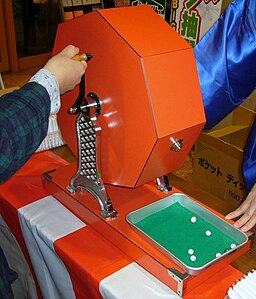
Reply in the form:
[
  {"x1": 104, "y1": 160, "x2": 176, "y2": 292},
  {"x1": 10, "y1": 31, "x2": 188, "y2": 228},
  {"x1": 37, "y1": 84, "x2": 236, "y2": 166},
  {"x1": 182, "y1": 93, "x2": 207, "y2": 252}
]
[{"x1": 126, "y1": 193, "x2": 248, "y2": 275}]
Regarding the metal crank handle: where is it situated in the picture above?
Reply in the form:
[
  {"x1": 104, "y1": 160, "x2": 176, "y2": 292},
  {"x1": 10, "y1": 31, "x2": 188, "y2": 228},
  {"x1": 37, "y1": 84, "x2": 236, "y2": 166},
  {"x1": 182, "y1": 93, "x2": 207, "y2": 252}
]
[{"x1": 68, "y1": 53, "x2": 93, "y2": 115}]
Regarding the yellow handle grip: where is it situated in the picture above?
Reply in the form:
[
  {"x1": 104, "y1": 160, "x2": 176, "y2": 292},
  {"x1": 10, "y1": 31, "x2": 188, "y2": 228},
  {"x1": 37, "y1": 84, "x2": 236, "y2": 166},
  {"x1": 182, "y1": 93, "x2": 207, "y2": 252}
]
[{"x1": 73, "y1": 53, "x2": 92, "y2": 62}]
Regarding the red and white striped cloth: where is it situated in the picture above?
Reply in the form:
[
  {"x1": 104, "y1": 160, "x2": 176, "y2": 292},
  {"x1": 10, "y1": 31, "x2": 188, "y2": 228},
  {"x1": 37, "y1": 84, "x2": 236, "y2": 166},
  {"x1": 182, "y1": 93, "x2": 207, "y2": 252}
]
[
  {"x1": 0, "y1": 151, "x2": 245, "y2": 299},
  {"x1": 226, "y1": 270, "x2": 256, "y2": 299}
]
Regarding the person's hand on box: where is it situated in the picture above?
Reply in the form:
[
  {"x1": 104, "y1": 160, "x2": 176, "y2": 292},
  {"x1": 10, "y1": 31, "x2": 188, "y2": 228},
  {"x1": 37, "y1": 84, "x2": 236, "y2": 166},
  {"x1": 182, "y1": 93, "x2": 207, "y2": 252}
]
[
  {"x1": 44, "y1": 45, "x2": 87, "y2": 94},
  {"x1": 226, "y1": 184, "x2": 256, "y2": 232}
]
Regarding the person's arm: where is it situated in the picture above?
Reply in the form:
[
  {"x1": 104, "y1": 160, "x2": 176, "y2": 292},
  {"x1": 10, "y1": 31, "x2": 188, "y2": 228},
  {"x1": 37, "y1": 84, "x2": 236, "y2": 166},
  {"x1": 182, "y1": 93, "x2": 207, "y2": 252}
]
[
  {"x1": 0, "y1": 82, "x2": 51, "y2": 183},
  {"x1": 30, "y1": 44, "x2": 87, "y2": 115},
  {"x1": 0, "y1": 45, "x2": 87, "y2": 184},
  {"x1": 194, "y1": 0, "x2": 256, "y2": 130}
]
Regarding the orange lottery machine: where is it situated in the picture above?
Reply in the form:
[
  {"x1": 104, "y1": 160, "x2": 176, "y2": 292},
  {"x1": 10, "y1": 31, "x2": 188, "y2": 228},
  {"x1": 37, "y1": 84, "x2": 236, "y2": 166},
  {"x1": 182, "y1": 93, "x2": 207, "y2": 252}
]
[{"x1": 43, "y1": 5, "x2": 249, "y2": 296}]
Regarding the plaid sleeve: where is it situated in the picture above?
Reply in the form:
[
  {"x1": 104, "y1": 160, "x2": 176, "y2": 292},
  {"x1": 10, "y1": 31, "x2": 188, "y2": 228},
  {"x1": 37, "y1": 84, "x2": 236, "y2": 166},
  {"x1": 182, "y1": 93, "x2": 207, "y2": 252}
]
[{"x1": 0, "y1": 82, "x2": 51, "y2": 184}]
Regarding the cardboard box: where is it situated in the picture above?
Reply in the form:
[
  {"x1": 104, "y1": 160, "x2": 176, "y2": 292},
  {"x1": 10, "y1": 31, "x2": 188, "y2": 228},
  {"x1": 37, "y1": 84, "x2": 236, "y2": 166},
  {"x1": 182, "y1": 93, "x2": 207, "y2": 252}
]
[
  {"x1": 241, "y1": 90, "x2": 256, "y2": 112},
  {"x1": 193, "y1": 106, "x2": 255, "y2": 210}
]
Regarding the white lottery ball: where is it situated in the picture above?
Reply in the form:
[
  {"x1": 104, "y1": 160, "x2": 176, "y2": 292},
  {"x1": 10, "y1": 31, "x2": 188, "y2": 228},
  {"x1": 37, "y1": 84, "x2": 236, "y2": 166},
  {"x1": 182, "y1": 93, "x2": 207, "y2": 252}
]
[
  {"x1": 215, "y1": 253, "x2": 221, "y2": 258},
  {"x1": 205, "y1": 230, "x2": 212, "y2": 237},
  {"x1": 191, "y1": 216, "x2": 197, "y2": 223},
  {"x1": 230, "y1": 243, "x2": 236, "y2": 249},
  {"x1": 188, "y1": 249, "x2": 194, "y2": 255},
  {"x1": 190, "y1": 255, "x2": 196, "y2": 262}
]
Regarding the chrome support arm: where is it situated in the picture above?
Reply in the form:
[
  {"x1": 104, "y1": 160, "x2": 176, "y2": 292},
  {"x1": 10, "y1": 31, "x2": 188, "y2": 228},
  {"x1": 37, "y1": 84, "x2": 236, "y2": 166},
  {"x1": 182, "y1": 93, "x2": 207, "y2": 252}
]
[{"x1": 67, "y1": 74, "x2": 117, "y2": 220}]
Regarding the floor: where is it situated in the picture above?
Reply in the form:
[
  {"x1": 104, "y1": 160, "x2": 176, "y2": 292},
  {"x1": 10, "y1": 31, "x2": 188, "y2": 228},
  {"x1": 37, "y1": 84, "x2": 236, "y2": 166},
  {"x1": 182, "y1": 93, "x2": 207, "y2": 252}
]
[
  {"x1": 1, "y1": 67, "x2": 40, "y2": 89},
  {"x1": 1, "y1": 67, "x2": 194, "y2": 183}
]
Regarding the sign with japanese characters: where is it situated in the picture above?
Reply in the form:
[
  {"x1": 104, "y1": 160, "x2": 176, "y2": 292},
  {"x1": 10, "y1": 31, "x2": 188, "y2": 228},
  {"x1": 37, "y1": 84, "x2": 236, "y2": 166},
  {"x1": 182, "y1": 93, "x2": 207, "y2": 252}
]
[
  {"x1": 196, "y1": 156, "x2": 246, "y2": 204},
  {"x1": 170, "y1": 0, "x2": 223, "y2": 46},
  {"x1": 193, "y1": 146, "x2": 247, "y2": 210}
]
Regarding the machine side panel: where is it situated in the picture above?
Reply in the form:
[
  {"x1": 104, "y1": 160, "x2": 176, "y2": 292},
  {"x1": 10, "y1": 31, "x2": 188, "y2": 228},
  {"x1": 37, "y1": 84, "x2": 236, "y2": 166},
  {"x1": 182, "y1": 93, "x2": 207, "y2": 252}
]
[
  {"x1": 142, "y1": 48, "x2": 205, "y2": 138},
  {"x1": 136, "y1": 124, "x2": 204, "y2": 187}
]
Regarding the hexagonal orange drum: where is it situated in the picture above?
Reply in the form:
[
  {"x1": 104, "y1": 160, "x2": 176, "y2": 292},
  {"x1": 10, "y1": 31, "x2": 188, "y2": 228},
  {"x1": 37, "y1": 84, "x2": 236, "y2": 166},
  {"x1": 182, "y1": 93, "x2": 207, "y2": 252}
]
[{"x1": 53, "y1": 5, "x2": 205, "y2": 188}]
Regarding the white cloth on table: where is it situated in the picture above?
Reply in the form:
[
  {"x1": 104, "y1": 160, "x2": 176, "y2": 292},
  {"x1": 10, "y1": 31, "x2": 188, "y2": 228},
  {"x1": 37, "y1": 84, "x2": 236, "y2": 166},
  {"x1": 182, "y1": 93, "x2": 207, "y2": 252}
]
[{"x1": 18, "y1": 195, "x2": 86, "y2": 299}]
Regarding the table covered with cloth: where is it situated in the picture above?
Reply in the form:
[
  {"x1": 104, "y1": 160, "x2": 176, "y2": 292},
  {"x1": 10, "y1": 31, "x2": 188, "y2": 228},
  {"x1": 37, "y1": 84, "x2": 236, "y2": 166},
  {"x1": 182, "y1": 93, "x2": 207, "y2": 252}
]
[{"x1": 0, "y1": 151, "x2": 244, "y2": 298}]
